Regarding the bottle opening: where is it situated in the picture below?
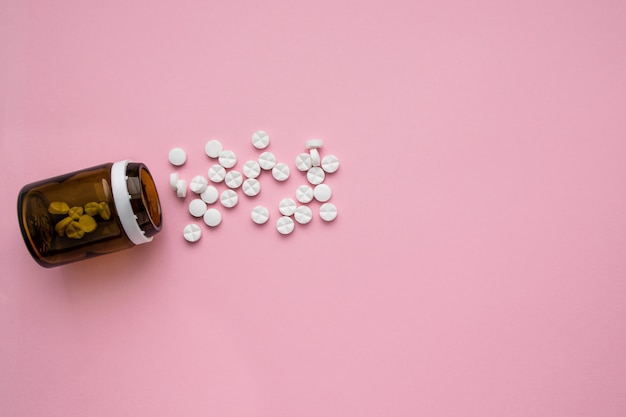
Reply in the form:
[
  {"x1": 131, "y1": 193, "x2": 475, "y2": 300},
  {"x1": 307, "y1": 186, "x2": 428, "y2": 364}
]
[{"x1": 139, "y1": 166, "x2": 162, "y2": 231}]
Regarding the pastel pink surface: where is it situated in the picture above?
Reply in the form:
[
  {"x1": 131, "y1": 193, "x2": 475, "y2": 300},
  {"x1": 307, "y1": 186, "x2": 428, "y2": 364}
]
[{"x1": 1, "y1": 0, "x2": 626, "y2": 416}]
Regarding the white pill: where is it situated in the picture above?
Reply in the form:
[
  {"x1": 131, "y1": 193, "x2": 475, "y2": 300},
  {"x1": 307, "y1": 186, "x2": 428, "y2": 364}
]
[
  {"x1": 306, "y1": 167, "x2": 325, "y2": 185},
  {"x1": 208, "y1": 164, "x2": 226, "y2": 182},
  {"x1": 306, "y1": 139, "x2": 324, "y2": 149},
  {"x1": 189, "y1": 199, "x2": 208, "y2": 217},
  {"x1": 321, "y1": 154, "x2": 340, "y2": 173},
  {"x1": 295, "y1": 153, "x2": 312, "y2": 172},
  {"x1": 314, "y1": 183, "x2": 332, "y2": 202},
  {"x1": 218, "y1": 150, "x2": 237, "y2": 168},
  {"x1": 168, "y1": 147, "x2": 187, "y2": 166},
  {"x1": 220, "y1": 189, "x2": 239, "y2": 208},
  {"x1": 176, "y1": 179, "x2": 187, "y2": 198},
  {"x1": 203, "y1": 208, "x2": 222, "y2": 227},
  {"x1": 251, "y1": 205, "x2": 270, "y2": 224},
  {"x1": 319, "y1": 203, "x2": 338, "y2": 221},
  {"x1": 278, "y1": 197, "x2": 297, "y2": 216},
  {"x1": 243, "y1": 160, "x2": 261, "y2": 179},
  {"x1": 310, "y1": 148, "x2": 321, "y2": 167},
  {"x1": 183, "y1": 224, "x2": 202, "y2": 242},
  {"x1": 224, "y1": 170, "x2": 243, "y2": 189},
  {"x1": 200, "y1": 185, "x2": 219, "y2": 204},
  {"x1": 169, "y1": 172, "x2": 179, "y2": 191},
  {"x1": 242, "y1": 178, "x2": 261, "y2": 197},
  {"x1": 189, "y1": 175, "x2": 208, "y2": 194},
  {"x1": 258, "y1": 151, "x2": 277, "y2": 170},
  {"x1": 294, "y1": 205, "x2": 313, "y2": 224},
  {"x1": 205, "y1": 139, "x2": 223, "y2": 158},
  {"x1": 272, "y1": 163, "x2": 290, "y2": 181},
  {"x1": 276, "y1": 216, "x2": 295, "y2": 235},
  {"x1": 295, "y1": 185, "x2": 314, "y2": 203},
  {"x1": 251, "y1": 130, "x2": 270, "y2": 149}
]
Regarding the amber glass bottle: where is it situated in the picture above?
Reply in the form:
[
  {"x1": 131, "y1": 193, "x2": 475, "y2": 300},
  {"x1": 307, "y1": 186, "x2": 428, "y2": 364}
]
[{"x1": 17, "y1": 160, "x2": 162, "y2": 267}]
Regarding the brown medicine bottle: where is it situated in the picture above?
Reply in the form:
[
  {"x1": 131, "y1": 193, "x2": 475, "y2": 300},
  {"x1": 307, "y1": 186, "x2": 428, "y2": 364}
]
[{"x1": 17, "y1": 160, "x2": 162, "y2": 268}]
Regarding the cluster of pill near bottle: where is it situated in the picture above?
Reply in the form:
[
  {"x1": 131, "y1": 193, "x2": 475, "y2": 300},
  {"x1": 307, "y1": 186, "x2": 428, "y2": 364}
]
[
  {"x1": 47, "y1": 201, "x2": 111, "y2": 239},
  {"x1": 167, "y1": 131, "x2": 339, "y2": 242}
]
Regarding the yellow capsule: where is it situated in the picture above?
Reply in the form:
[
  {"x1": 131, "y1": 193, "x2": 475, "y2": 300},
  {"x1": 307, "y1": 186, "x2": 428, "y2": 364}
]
[
  {"x1": 98, "y1": 202, "x2": 111, "y2": 220},
  {"x1": 84, "y1": 202, "x2": 100, "y2": 216},
  {"x1": 65, "y1": 222, "x2": 85, "y2": 239},
  {"x1": 68, "y1": 206, "x2": 84, "y2": 220},
  {"x1": 78, "y1": 215, "x2": 97, "y2": 233},
  {"x1": 54, "y1": 217, "x2": 74, "y2": 237},
  {"x1": 48, "y1": 202, "x2": 70, "y2": 215}
]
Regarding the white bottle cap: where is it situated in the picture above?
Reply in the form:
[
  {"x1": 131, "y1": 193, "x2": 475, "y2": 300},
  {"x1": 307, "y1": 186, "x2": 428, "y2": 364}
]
[{"x1": 111, "y1": 160, "x2": 153, "y2": 245}]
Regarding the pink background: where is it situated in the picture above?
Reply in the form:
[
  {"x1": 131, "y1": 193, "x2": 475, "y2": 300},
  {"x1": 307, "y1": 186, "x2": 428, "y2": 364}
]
[{"x1": 1, "y1": 0, "x2": 626, "y2": 415}]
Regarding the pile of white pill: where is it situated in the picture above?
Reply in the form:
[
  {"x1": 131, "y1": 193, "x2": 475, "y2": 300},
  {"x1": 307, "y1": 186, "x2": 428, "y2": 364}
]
[{"x1": 168, "y1": 131, "x2": 339, "y2": 242}]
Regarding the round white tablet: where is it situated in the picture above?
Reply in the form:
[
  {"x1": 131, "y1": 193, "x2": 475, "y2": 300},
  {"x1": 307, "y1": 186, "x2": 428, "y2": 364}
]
[
  {"x1": 169, "y1": 172, "x2": 179, "y2": 191},
  {"x1": 243, "y1": 160, "x2": 261, "y2": 179},
  {"x1": 189, "y1": 199, "x2": 207, "y2": 217},
  {"x1": 176, "y1": 179, "x2": 187, "y2": 198},
  {"x1": 295, "y1": 185, "x2": 314, "y2": 203},
  {"x1": 309, "y1": 148, "x2": 321, "y2": 167},
  {"x1": 272, "y1": 163, "x2": 290, "y2": 181},
  {"x1": 168, "y1": 147, "x2": 187, "y2": 166},
  {"x1": 251, "y1": 130, "x2": 270, "y2": 149},
  {"x1": 189, "y1": 175, "x2": 208, "y2": 194},
  {"x1": 220, "y1": 189, "x2": 239, "y2": 208},
  {"x1": 278, "y1": 197, "x2": 297, "y2": 216},
  {"x1": 203, "y1": 208, "x2": 222, "y2": 227},
  {"x1": 306, "y1": 139, "x2": 324, "y2": 149},
  {"x1": 205, "y1": 139, "x2": 223, "y2": 158},
  {"x1": 251, "y1": 205, "x2": 270, "y2": 224},
  {"x1": 319, "y1": 203, "x2": 338, "y2": 221},
  {"x1": 294, "y1": 206, "x2": 313, "y2": 224},
  {"x1": 224, "y1": 170, "x2": 243, "y2": 189},
  {"x1": 313, "y1": 183, "x2": 332, "y2": 202},
  {"x1": 306, "y1": 167, "x2": 325, "y2": 185},
  {"x1": 321, "y1": 154, "x2": 340, "y2": 173},
  {"x1": 200, "y1": 185, "x2": 219, "y2": 204},
  {"x1": 276, "y1": 216, "x2": 295, "y2": 235},
  {"x1": 258, "y1": 151, "x2": 277, "y2": 170},
  {"x1": 218, "y1": 150, "x2": 237, "y2": 168},
  {"x1": 208, "y1": 164, "x2": 226, "y2": 182},
  {"x1": 183, "y1": 224, "x2": 202, "y2": 242},
  {"x1": 242, "y1": 178, "x2": 261, "y2": 197},
  {"x1": 295, "y1": 153, "x2": 312, "y2": 172}
]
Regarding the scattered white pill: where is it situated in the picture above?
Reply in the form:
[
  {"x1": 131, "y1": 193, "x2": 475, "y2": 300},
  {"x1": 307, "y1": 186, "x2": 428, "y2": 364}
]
[
  {"x1": 276, "y1": 216, "x2": 295, "y2": 235},
  {"x1": 321, "y1": 154, "x2": 340, "y2": 173},
  {"x1": 189, "y1": 175, "x2": 208, "y2": 194},
  {"x1": 200, "y1": 185, "x2": 219, "y2": 204},
  {"x1": 319, "y1": 203, "x2": 338, "y2": 221},
  {"x1": 258, "y1": 151, "x2": 277, "y2": 170},
  {"x1": 242, "y1": 178, "x2": 261, "y2": 197},
  {"x1": 251, "y1": 205, "x2": 270, "y2": 224},
  {"x1": 243, "y1": 160, "x2": 261, "y2": 179},
  {"x1": 314, "y1": 183, "x2": 332, "y2": 202},
  {"x1": 294, "y1": 206, "x2": 313, "y2": 224},
  {"x1": 168, "y1": 147, "x2": 187, "y2": 166},
  {"x1": 203, "y1": 208, "x2": 222, "y2": 227},
  {"x1": 183, "y1": 223, "x2": 202, "y2": 242},
  {"x1": 278, "y1": 197, "x2": 297, "y2": 216},
  {"x1": 295, "y1": 153, "x2": 313, "y2": 172},
  {"x1": 251, "y1": 130, "x2": 270, "y2": 149},
  {"x1": 208, "y1": 164, "x2": 226, "y2": 182},
  {"x1": 220, "y1": 189, "x2": 239, "y2": 208},
  {"x1": 218, "y1": 150, "x2": 237, "y2": 168},
  {"x1": 205, "y1": 139, "x2": 223, "y2": 158},
  {"x1": 306, "y1": 167, "x2": 325, "y2": 185},
  {"x1": 189, "y1": 199, "x2": 208, "y2": 217},
  {"x1": 295, "y1": 185, "x2": 314, "y2": 203},
  {"x1": 169, "y1": 172, "x2": 179, "y2": 191},
  {"x1": 225, "y1": 170, "x2": 243, "y2": 189},
  {"x1": 310, "y1": 148, "x2": 321, "y2": 167},
  {"x1": 272, "y1": 163, "x2": 290, "y2": 181},
  {"x1": 306, "y1": 139, "x2": 324, "y2": 149},
  {"x1": 176, "y1": 179, "x2": 187, "y2": 198}
]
